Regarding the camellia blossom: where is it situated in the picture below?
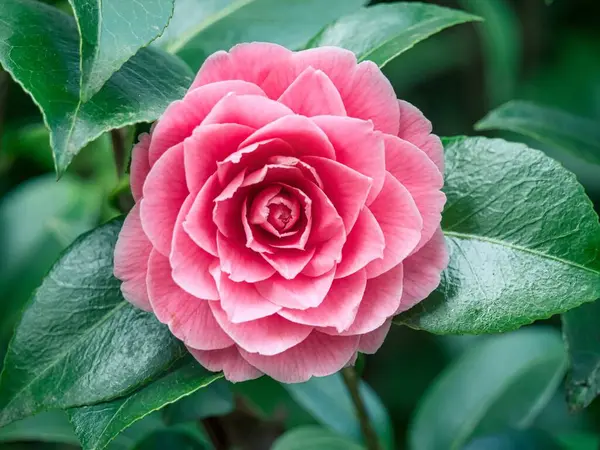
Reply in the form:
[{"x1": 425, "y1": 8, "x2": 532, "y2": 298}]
[{"x1": 114, "y1": 42, "x2": 448, "y2": 383}]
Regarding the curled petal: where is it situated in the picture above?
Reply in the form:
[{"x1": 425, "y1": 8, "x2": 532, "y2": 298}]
[
  {"x1": 216, "y1": 233, "x2": 276, "y2": 283},
  {"x1": 183, "y1": 173, "x2": 221, "y2": 256},
  {"x1": 188, "y1": 346, "x2": 262, "y2": 383},
  {"x1": 202, "y1": 94, "x2": 293, "y2": 129},
  {"x1": 130, "y1": 133, "x2": 151, "y2": 201},
  {"x1": 358, "y1": 319, "x2": 392, "y2": 354}
]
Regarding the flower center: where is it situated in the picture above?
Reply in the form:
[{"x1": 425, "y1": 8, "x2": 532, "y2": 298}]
[{"x1": 267, "y1": 201, "x2": 296, "y2": 231}]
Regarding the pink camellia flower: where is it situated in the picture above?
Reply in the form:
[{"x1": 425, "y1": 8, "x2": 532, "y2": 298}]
[{"x1": 114, "y1": 42, "x2": 448, "y2": 383}]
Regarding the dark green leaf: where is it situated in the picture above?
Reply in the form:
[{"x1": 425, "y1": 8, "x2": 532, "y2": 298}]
[
  {"x1": 69, "y1": 359, "x2": 220, "y2": 450},
  {"x1": 272, "y1": 426, "x2": 364, "y2": 450},
  {"x1": 396, "y1": 137, "x2": 600, "y2": 334},
  {"x1": 463, "y1": 430, "x2": 562, "y2": 450},
  {"x1": 556, "y1": 433, "x2": 600, "y2": 450},
  {"x1": 0, "y1": 411, "x2": 79, "y2": 445},
  {"x1": 562, "y1": 299, "x2": 600, "y2": 410},
  {"x1": 68, "y1": 0, "x2": 175, "y2": 101},
  {"x1": 163, "y1": 379, "x2": 233, "y2": 424},
  {"x1": 475, "y1": 100, "x2": 600, "y2": 165},
  {"x1": 409, "y1": 328, "x2": 567, "y2": 450},
  {"x1": 161, "y1": 0, "x2": 367, "y2": 71},
  {"x1": 133, "y1": 425, "x2": 210, "y2": 450},
  {"x1": 0, "y1": 0, "x2": 193, "y2": 174},
  {"x1": 0, "y1": 219, "x2": 186, "y2": 428},
  {"x1": 283, "y1": 374, "x2": 392, "y2": 449},
  {"x1": 308, "y1": 3, "x2": 481, "y2": 68}
]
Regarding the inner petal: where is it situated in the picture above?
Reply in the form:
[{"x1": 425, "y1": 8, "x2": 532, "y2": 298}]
[{"x1": 266, "y1": 192, "x2": 300, "y2": 233}]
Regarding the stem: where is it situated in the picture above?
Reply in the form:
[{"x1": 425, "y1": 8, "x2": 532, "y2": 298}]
[{"x1": 341, "y1": 367, "x2": 381, "y2": 450}]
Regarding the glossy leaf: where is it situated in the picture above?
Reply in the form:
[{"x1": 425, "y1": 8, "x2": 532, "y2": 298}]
[
  {"x1": 409, "y1": 328, "x2": 567, "y2": 450},
  {"x1": 272, "y1": 426, "x2": 365, "y2": 450},
  {"x1": 562, "y1": 299, "x2": 600, "y2": 410},
  {"x1": 283, "y1": 374, "x2": 392, "y2": 449},
  {"x1": 160, "y1": 0, "x2": 367, "y2": 71},
  {"x1": 0, "y1": 411, "x2": 79, "y2": 445},
  {"x1": 396, "y1": 137, "x2": 600, "y2": 334},
  {"x1": 69, "y1": 359, "x2": 221, "y2": 450},
  {"x1": 475, "y1": 100, "x2": 600, "y2": 165},
  {"x1": 163, "y1": 379, "x2": 233, "y2": 424},
  {"x1": 308, "y1": 3, "x2": 481, "y2": 68},
  {"x1": 0, "y1": 0, "x2": 193, "y2": 174},
  {"x1": 0, "y1": 219, "x2": 186, "y2": 428},
  {"x1": 68, "y1": 0, "x2": 175, "y2": 101}
]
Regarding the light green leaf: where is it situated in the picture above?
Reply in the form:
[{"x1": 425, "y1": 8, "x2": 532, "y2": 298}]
[
  {"x1": 475, "y1": 100, "x2": 600, "y2": 165},
  {"x1": 0, "y1": 219, "x2": 186, "y2": 428},
  {"x1": 283, "y1": 374, "x2": 392, "y2": 449},
  {"x1": 396, "y1": 137, "x2": 600, "y2": 334},
  {"x1": 308, "y1": 2, "x2": 481, "y2": 68},
  {"x1": 272, "y1": 426, "x2": 365, "y2": 450},
  {"x1": 562, "y1": 299, "x2": 600, "y2": 410},
  {"x1": 409, "y1": 328, "x2": 567, "y2": 450},
  {"x1": 161, "y1": 0, "x2": 367, "y2": 71},
  {"x1": 69, "y1": 359, "x2": 221, "y2": 450},
  {"x1": 0, "y1": 0, "x2": 193, "y2": 175},
  {"x1": 68, "y1": 0, "x2": 175, "y2": 101},
  {"x1": 0, "y1": 411, "x2": 79, "y2": 445},
  {"x1": 163, "y1": 379, "x2": 233, "y2": 424}
]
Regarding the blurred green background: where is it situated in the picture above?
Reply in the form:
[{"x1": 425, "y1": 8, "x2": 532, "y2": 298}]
[{"x1": 1, "y1": 0, "x2": 599, "y2": 449}]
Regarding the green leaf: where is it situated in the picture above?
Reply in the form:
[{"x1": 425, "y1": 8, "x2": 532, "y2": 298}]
[
  {"x1": 0, "y1": 0, "x2": 193, "y2": 175},
  {"x1": 562, "y1": 299, "x2": 600, "y2": 410},
  {"x1": 556, "y1": 433, "x2": 600, "y2": 450},
  {"x1": 0, "y1": 175, "x2": 102, "y2": 338},
  {"x1": 308, "y1": 3, "x2": 481, "y2": 68},
  {"x1": 409, "y1": 328, "x2": 568, "y2": 450},
  {"x1": 283, "y1": 374, "x2": 392, "y2": 449},
  {"x1": 68, "y1": 0, "x2": 175, "y2": 101},
  {"x1": 463, "y1": 430, "x2": 562, "y2": 450},
  {"x1": 0, "y1": 219, "x2": 186, "y2": 428},
  {"x1": 133, "y1": 425, "x2": 210, "y2": 450},
  {"x1": 163, "y1": 379, "x2": 233, "y2": 424},
  {"x1": 69, "y1": 359, "x2": 221, "y2": 450},
  {"x1": 396, "y1": 137, "x2": 600, "y2": 334},
  {"x1": 160, "y1": 0, "x2": 368, "y2": 71},
  {"x1": 475, "y1": 100, "x2": 600, "y2": 165},
  {"x1": 272, "y1": 426, "x2": 365, "y2": 450},
  {"x1": 0, "y1": 411, "x2": 79, "y2": 445}
]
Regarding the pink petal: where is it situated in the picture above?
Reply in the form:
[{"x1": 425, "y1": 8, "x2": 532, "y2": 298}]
[
  {"x1": 211, "y1": 170, "x2": 247, "y2": 241},
  {"x1": 335, "y1": 208, "x2": 385, "y2": 279},
  {"x1": 312, "y1": 115, "x2": 385, "y2": 205},
  {"x1": 148, "y1": 80, "x2": 265, "y2": 165},
  {"x1": 385, "y1": 135, "x2": 445, "y2": 254},
  {"x1": 114, "y1": 204, "x2": 152, "y2": 311},
  {"x1": 170, "y1": 195, "x2": 220, "y2": 300},
  {"x1": 189, "y1": 346, "x2": 262, "y2": 383},
  {"x1": 358, "y1": 319, "x2": 392, "y2": 354},
  {"x1": 365, "y1": 173, "x2": 422, "y2": 279},
  {"x1": 278, "y1": 269, "x2": 366, "y2": 332},
  {"x1": 216, "y1": 233, "x2": 275, "y2": 283},
  {"x1": 397, "y1": 99, "x2": 444, "y2": 172},
  {"x1": 201, "y1": 94, "x2": 293, "y2": 129},
  {"x1": 278, "y1": 67, "x2": 346, "y2": 116},
  {"x1": 239, "y1": 331, "x2": 359, "y2": 383},
  {"x1": 396, "y1": 228, "x2": 449, "y2": 313},
  {"x1": 140, "y1": 143, "x2": 188, "y2": 256},
  {"x1": 183, "y1": 173, "x2": 220, "y2": 256},
  {"x1": 216, "y1": 272, "x2": 281, "y2": 323},
  {"x1": 184, "y1": 123, "x2": 254, "y2": 193},
  {"x1": 147, "y1": 250, "x2": 233, "y2": 350},
  {"x1": 254, "y1": 268, "x2": 336, "y2": 310},
  {"x1": 130, "y1": 133, "x2": 151, "y2": 202},
  {"x1": 302, "y1": 156, "x2": 372, "y2": 233},
  {"x1": 190, "y1": 42, "x2": 292, "y2": 91},
  {"x1": 209, "y1": 301, "x2": 312, "y2": 355},
  {"x1": 261, "y1": 247, "x2": 316, "y2": 280}
]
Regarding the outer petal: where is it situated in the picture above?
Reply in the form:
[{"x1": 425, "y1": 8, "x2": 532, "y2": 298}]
[
  {"x1": 216, "y1": 272, "x2": 281, "y2": 323},
  {"x1": 201, "y1": 94, "x2": 294, "y2": 129},
  {"x1": 183, "y1": 173, "x2": 220, "y2": 256},
  {"x1": 358, "y1": 319, "x2": 392, "y2": 354},
  {"x1": 385, "y1": 135, "x2": 445, "y2": 254},
  {"x1": 254, "y1": 268, "x2": 336, "y2": 310},
  {"x1": 396, "y1": 228, "x2": 449, "y2": 313},
  {"x1": 278, "y1": 269, "x2": 367, "y2": 332},
  {"x1": 189, "y1": 346, "x2": 262, "y2": 383},
  {"x1": 312, "y1": 115, "x2": 385, "y2": 205},
  {"x1": 170, "y1": 195, "x2": 219, "y2": 300},
  {"x1": 147, "y1": 250, "x2": 233, "y2": 350},
  {"x1": 239, "y1": 331, "x2": 359, "y2": 383},
  {"x1": 397, "y1": 99, "x2": 444, "y2": 172},
  {"x1": 114, "y1": 204, "x2": 152, "y2": 311},
  {"x1": 130, "y1": 133, "x2": 151, "y2": 202},
  {"x1": 216, "y1": 233, "x2": 276, "y2": 283},
  {"x1": 141, "y1": 143, "x2": 188, "y2": 256},
  {"x1": 278, "y1": 67, "x2": 346, "y2": 117},
  {"x1": 365, "y1": 173, "x2": 422, "y2": 279},
  {"x1": 209, "y1": 302, "x2": 312, "y2": 356},
  {"x1": 149, "y1": 80, "x2": 265, "y2": 165}
]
